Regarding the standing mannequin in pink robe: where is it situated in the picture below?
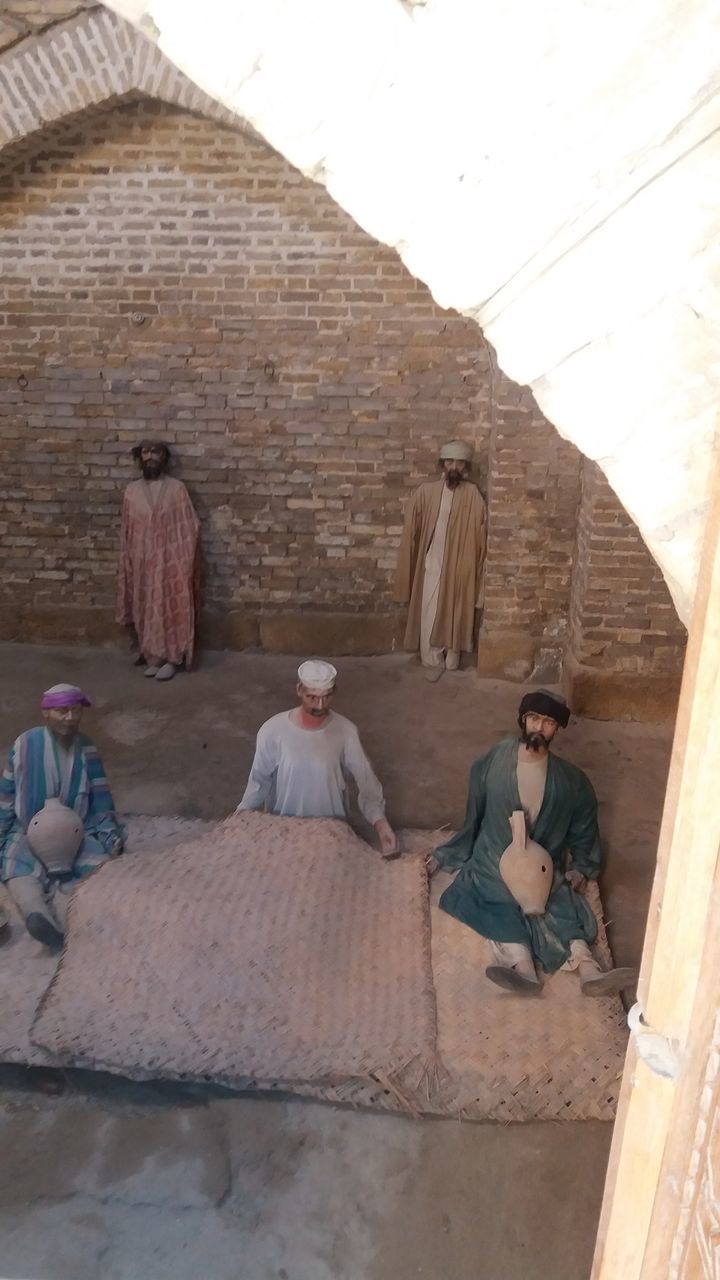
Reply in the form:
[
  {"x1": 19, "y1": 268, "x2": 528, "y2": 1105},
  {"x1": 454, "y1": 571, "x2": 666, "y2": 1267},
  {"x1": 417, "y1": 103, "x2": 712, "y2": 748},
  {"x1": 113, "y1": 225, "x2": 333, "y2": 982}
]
[{"x1": 116, "y1": 441, "x2": 200, "y2": 682}]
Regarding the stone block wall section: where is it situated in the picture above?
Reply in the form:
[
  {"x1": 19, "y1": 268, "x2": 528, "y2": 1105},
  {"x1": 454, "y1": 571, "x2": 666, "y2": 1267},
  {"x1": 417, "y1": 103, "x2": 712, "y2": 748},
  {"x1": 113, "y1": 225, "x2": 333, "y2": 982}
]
[{"x1": 0, "y1": 6, "x2": 687, "y2": 715}]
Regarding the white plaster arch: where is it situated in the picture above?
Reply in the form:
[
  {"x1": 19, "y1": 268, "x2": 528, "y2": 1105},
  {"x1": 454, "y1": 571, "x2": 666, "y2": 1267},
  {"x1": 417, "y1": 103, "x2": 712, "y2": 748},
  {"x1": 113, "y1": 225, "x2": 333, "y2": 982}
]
[{"x1": 97, "y1": 0, "x2": 720, "y2": 626}]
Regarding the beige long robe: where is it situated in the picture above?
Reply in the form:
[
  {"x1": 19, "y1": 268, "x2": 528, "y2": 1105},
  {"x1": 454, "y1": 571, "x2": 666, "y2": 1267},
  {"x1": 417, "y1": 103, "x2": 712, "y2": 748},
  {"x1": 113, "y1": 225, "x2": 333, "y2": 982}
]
[
  {"x1": 394, "y1": 479, "x2": 487, "y2": 654},
  {"x1": 116, "y1": 477, "x2": 200, "y2": 667}
]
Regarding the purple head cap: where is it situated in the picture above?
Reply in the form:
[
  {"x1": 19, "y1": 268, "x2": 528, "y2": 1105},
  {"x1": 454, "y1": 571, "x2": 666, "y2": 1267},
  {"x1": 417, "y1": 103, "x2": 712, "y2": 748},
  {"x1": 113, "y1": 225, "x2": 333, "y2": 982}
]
[{"x1": 40, "y1": 683, "x2": 92, "y2": 710}]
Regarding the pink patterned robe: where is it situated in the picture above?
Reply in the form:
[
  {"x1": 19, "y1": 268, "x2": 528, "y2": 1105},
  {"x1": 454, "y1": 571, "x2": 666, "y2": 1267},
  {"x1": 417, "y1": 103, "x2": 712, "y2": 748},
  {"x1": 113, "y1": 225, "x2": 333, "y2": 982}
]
[{"x1": 116, "y1": 477, "x2": 200, "y2": 667}]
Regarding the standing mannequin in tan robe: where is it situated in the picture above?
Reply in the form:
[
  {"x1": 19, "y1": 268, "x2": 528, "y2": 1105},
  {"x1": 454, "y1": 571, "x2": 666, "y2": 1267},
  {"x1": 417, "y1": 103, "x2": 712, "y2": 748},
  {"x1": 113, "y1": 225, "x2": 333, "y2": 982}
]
[{"x1": 394, "y1": 440, "x2": 487, "y2": 682}]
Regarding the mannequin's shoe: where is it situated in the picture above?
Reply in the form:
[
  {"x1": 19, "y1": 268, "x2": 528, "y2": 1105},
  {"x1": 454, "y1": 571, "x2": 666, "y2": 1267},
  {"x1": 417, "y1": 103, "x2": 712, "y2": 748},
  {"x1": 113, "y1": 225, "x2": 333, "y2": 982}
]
[{"x1": 486, "y1": 965, "x2": 541, "y2": 996}]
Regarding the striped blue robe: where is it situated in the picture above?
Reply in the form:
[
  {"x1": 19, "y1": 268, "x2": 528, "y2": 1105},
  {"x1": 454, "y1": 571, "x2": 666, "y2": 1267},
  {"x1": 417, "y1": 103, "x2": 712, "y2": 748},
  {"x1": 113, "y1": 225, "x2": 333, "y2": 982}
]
[{"x1": 0, "y1": 727, "x2": 123, "y2": 882}]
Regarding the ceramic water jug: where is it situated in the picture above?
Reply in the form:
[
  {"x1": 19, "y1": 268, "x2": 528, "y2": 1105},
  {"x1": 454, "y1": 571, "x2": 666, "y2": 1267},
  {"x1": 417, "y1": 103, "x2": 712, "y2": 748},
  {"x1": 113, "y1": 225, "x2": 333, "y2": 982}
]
[
  {"x1": 27, "y1": 797, "x2": 83, "y2": 874},
  {"x1": 498, "y1": 810, "x2": 553, "y2": 915}
]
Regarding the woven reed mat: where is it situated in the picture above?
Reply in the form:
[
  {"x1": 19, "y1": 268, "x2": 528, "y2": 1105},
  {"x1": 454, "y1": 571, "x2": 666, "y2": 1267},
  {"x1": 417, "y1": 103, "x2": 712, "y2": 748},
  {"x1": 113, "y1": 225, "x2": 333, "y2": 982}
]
[
  {"x1": 0, "y1": 816, "x2": 214, "y2": 1070},
  {"x1": 2, "y1": 818, "x2": 627, "y2": 1121},
  {"x1": 29, "y1": 813, "x2": 439, "y2": 1104},
  {"x1": 408, "y1": 833, "x2": 627, "y2": 1122},
  {"x1": 427, "y1": 875, "x2": 627, "y2": 1120},
  {"x1": 279, "y1": 832, "x2": 628, "y2": 1122}
]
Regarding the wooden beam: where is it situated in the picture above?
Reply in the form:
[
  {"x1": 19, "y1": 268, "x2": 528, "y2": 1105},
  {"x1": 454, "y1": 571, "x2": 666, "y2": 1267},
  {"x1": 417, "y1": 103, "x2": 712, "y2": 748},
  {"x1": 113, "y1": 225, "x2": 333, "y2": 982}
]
[{"x1": 592, "y1": 435, "x2": 720, "y2": 1278}]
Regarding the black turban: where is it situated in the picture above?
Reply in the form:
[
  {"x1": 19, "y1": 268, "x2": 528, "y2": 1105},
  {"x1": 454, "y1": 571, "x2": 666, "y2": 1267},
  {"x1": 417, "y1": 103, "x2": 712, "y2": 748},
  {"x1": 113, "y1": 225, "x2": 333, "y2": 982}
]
[{"x1": 518, "y1": 689, "x2": 570, "y2": 730}]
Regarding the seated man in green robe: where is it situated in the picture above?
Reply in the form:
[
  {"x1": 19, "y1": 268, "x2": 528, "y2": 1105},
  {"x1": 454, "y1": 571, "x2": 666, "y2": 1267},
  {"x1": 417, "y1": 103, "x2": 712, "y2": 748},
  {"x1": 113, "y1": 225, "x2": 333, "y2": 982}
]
[{"x1": 428, "y1": 689, "x2": 636, "y2": 997}]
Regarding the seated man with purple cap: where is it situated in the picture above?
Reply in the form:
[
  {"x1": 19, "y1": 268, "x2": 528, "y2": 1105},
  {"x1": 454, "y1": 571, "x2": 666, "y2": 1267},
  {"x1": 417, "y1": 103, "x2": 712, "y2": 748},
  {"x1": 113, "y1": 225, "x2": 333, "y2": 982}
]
[
  {"x1": 0, "y1": 684, "x2": 124, "y2": 949},
  {"x1": 427, "y1": 688, "x2": 636, "y2": 997},
  {"x1": 237, "y1": 660, "x2": 399, "y2": 857}
]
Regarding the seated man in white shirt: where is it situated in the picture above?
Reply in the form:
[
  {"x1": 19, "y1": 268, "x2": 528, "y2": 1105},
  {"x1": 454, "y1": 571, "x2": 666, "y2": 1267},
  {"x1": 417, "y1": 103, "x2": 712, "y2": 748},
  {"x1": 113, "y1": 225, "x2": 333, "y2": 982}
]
[{"x1": 236, "y1": 659, "x2": 399, "y2": 857}]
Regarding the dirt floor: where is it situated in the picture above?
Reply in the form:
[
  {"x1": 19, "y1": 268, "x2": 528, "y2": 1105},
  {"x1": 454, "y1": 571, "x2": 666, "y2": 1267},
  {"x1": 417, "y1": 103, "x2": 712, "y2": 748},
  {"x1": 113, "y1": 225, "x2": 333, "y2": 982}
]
[{"x1": 0, "y1": 642, "x2": 676, "y2": 1280}]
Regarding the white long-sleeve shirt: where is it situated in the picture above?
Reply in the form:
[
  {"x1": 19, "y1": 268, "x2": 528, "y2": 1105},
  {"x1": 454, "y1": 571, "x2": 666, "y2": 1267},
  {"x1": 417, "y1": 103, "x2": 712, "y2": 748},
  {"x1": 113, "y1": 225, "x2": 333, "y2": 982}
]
[{"x1": 236, "y1": 710, "x2": 386, "y2": 825}]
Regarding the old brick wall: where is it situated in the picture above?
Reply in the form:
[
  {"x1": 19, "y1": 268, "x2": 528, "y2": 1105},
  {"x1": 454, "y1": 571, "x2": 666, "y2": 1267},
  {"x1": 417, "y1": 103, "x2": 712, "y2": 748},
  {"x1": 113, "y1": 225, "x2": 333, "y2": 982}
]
[
  {"x1": 569, "y1": 461, "x2": 687, "y2": 673},
  {"x1": 0, "y1": 86, "x2": 687, "y2": 699},
  {"x1": 478, "y1": 364, "x2": 584, "y2": 678},
  {"x1": 0, "y1": 98, "x2": 498, "y2": 645},
  {"x1": 564, "y1": 461, "x2": 687, "y2": 714}
]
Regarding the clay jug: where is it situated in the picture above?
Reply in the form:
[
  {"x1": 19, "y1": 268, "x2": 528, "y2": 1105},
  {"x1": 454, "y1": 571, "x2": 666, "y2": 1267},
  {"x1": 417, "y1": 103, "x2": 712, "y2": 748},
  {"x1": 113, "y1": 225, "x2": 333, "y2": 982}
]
[
  {"x1": 27, "y1": 798, "x2": 83, "y2": 874},
  {"x1": 498, "y1": 810, "x2": 553, "y2": 916}
]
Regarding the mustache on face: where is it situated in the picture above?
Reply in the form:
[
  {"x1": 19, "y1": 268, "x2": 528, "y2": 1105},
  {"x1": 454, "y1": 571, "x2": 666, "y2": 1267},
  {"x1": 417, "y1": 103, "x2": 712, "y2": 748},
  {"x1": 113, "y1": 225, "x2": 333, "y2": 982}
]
[
  {"x1": 446, "y1": 470, "x2": 463, "y2": 487},
  {"x1": 521, "y1": 730, "x2": 550, "y2": 752},
  {"x1": 141, "y1": 462, "x2": 162, "y2": 479}
]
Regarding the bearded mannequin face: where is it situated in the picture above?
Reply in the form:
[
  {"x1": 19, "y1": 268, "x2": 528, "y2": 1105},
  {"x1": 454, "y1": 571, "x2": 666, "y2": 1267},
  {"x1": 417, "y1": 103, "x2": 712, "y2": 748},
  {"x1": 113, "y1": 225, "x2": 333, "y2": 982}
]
[
  {"x1": 440, "y1": 458, "x2": 469, "y2": 489},
  {"x1": 132, "y1": 442, "x2": 170, "y2": 481},
  {"x1": 520, "y1": 712, "x2": 559, "y2": 753},
  {"x1": 139, "y1": 445, "x2": 168, "y2": 480}
]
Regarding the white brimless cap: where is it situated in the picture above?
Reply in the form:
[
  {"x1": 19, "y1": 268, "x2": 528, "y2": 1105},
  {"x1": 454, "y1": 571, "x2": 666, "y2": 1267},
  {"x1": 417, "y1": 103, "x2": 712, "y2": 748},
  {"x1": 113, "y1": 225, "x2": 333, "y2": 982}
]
[{"x1": 297, "y1": 659, "x2": 338, "y2": 691}]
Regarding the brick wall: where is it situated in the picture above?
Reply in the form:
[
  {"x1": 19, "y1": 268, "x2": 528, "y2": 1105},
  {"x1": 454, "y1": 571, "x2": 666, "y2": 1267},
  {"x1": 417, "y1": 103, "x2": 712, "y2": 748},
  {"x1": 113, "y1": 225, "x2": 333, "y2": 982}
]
[
  {"x1": 0, "y1": 98, "x2": 495, "y2": 629},
  {"x1": 0, "y1": 91, "x2": 686, "y2": 696},
  {"x1": 482, "y1": 368, "x2": 583, "y2": 652},
  {"x1": 569, "y1": 461, "x2": 687, "y2": 675}
]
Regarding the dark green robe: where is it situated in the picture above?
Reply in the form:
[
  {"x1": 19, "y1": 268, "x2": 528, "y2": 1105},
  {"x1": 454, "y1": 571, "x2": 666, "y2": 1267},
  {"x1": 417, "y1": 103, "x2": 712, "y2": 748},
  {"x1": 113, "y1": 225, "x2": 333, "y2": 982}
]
[{"x1": 436, "y1": 737, "x2": 602, "y2": 973}]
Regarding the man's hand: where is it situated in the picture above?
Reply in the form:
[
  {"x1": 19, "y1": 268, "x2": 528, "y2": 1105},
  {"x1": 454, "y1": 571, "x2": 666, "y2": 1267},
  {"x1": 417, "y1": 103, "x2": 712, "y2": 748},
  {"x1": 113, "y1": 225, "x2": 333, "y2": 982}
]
[
  {"x1": 426, "y1": 853, "x2": 441, "y2": 878},
  {"x1": 374, "y1": 818, "x2": 400, "y2": 859},
  {"x1": 565, "y1": 869, "x2": 587, "y2": 894}
]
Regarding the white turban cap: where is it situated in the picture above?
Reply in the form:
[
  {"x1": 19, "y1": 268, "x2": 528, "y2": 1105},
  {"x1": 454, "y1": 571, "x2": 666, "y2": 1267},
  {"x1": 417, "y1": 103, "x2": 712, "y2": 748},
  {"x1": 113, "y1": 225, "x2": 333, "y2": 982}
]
[
  {"x1": 439, "y1": 439, "x2": 474, "y2": 462},
  {"x1": 297, "y1": 660, "x2": 337, "y2": 691}
]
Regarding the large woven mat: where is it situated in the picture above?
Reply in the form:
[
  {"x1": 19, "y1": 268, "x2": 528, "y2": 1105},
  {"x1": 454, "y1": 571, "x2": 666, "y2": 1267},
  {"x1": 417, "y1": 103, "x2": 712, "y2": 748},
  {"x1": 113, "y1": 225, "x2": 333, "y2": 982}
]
[
  {"x1": 30, "y1": 813, "x2": 438, "y2": 1101},
  {"x1": 1, "y1": 817, "x2": 628, "y2": 1121}
]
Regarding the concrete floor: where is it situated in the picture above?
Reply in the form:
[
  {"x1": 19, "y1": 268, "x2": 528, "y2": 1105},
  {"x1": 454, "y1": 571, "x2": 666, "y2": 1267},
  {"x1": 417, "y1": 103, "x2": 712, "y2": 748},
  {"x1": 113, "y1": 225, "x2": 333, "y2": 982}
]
[{"x1": 0, "y1": 643, "x2": 676, "y2": 1280}]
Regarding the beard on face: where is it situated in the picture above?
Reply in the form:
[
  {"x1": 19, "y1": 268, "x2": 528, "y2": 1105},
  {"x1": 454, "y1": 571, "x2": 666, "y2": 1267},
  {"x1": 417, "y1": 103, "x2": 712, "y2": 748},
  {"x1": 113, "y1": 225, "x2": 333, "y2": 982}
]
[
  {"x1": 520, "y1": 727, "x2": 550, "y2": 753},
  {"x1": 141, "y1": 461, "x2": 163, "y2": 480},
  {"x1": 445, "y1": 469, "x2": 463, "y2": 488}
]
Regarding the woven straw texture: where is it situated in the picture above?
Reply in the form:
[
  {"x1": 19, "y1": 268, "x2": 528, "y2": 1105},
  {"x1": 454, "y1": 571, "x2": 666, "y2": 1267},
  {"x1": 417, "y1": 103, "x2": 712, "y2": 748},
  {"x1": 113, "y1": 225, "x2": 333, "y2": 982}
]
[
  {"x1": 408, "y1": 829, "x2": 627, "y2": 1121},
  {"x1": 0, "y1": 815, "x2": 213, "y2": 1070},
  {"x1": 2, "y1": 817, "x2": 628, "y2": 1121},
  {"x1": 30, "y1": 813, "x2": 438, "y2": 1099},
  {"x1": 275, "y1": 832, "x2": 628, "y2": 1121},
  {"x1": 427, "y1": 875, "x2": 626, "y2": 1119}
]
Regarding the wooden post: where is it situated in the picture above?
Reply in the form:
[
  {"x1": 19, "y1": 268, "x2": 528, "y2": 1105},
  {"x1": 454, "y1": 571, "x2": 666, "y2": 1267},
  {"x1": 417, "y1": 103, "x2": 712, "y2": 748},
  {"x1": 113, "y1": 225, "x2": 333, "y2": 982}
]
[{"x1": 592, "y1": 434, "x2": 720, "y2": 1278}]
